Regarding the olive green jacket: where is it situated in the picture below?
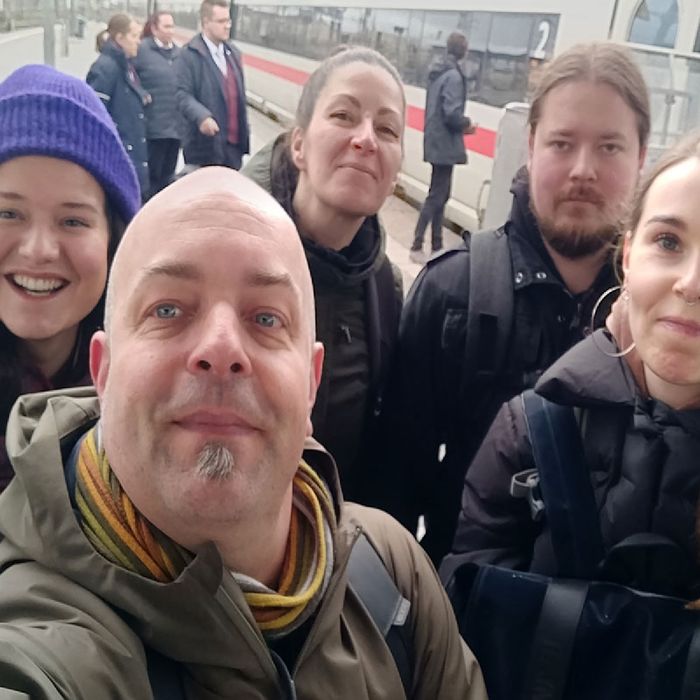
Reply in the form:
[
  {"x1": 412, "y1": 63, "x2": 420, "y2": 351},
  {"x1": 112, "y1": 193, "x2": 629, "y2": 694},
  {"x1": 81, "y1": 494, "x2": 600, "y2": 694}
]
[{"x1": 0, "y1": 388, "x2": 487, "y2": 699}]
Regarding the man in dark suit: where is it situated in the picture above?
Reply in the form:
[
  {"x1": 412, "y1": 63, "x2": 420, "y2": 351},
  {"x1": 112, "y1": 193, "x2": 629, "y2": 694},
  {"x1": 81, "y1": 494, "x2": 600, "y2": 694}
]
[{"x1": 175, "y1": 0, "x2": 250, "y2": 170}]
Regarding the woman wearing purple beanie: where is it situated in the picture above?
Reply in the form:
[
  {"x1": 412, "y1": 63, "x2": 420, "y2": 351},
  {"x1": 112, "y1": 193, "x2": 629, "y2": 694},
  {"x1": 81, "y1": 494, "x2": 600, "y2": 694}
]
[{"x1": 0, "y1": 64, "x2": 141, "y2": 494}]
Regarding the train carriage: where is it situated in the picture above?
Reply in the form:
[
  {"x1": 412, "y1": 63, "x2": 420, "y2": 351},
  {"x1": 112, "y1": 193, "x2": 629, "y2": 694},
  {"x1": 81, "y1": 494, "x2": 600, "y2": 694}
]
[{"x1": 170, "y1": 0, "x2": 700, "y2": 231}]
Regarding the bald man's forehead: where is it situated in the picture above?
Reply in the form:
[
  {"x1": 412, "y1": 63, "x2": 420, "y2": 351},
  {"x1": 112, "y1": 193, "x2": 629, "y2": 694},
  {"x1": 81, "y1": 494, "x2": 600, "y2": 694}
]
[
  {"x1": 107, "y1": 184, "x2": 315, "y2": 332},
  {"x1": 167, "y1": 194, "x2": 291, "y2": 236},
  {"x1": 118, "y1": 189, "x2": 302, "y2": 268}
]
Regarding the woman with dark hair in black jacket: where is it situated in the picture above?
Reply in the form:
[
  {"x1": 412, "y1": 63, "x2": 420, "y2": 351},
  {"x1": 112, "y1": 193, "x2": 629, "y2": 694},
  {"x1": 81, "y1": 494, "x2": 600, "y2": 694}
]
[
  {"x1": 0, "y1": 64, "x2": 140, "y2": 493},
  {"x1": 243, "y1": 47, "x2": 406, "y2": 503}
]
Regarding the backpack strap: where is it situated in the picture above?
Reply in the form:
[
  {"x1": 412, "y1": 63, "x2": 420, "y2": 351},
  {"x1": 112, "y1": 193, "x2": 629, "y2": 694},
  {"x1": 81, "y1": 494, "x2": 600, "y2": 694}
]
[
  {"x1": 521, "y1": 390, "x2": 604, "y2": 578},
  {"x1": 464, "y1": 229, "x2": 514, "y2": 382},
  {"x1": 523, "y1": 579, "x2": 589, "y2": 700},
  {"x1": 681, "y1": 625, "x2": 700, "y2": 700},
  {"x1": 347, "y1": 532, "x2": 413, "y2": 697}
]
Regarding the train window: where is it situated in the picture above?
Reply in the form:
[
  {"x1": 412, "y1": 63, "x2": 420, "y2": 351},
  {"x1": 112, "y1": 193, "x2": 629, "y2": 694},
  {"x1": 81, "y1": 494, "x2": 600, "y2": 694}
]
[
  {"x1": 628, "y1": 0, "x2": 678, "y2": 50},
  {"x1": 464, "y1": 12, "x2": 558, "y2": 108},
  {"x1": 629, "y1": 48, "x2": 700, "y2": 153},
  {"x1": 235, "y1": 6, "x2": 558, "y2": 109}
]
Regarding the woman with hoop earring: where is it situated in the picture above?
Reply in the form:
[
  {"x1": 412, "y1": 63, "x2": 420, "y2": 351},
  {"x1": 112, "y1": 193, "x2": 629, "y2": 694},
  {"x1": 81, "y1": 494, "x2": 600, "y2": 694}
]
[{"x1": 449, "y1": 131, "x2": 700, "y2": 599}]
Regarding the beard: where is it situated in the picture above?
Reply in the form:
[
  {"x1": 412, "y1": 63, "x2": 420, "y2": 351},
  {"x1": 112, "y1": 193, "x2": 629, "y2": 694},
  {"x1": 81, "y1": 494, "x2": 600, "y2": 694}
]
[
  {"x1": 539, "y1": 219, "x2": 620, "y2": 259},
  {"x1": 532, "y1": 188, "x2": 622, "y2": 260},
  {"x1": 196, "y1": 442, "x2": 234, "y2": 481}
]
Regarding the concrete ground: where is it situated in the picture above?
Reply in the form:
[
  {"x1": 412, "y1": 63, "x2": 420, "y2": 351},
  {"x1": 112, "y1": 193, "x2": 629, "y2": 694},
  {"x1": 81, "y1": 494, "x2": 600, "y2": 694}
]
[{"x1": 55, "y1": 21, "x2": 463, "y2": 291}]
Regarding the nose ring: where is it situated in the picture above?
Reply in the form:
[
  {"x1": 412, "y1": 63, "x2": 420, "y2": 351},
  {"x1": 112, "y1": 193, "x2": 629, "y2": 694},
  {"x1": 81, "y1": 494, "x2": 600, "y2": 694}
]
[{"x1": 686, "y1": 297, "x2": 698, "y2": 306}]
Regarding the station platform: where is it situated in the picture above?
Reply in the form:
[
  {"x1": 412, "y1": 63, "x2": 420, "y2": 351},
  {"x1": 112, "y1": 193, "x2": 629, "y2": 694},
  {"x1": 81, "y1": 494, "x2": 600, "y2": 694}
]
[{"x1": 46, "y1": 21, "x2": 463, "y2": 290}]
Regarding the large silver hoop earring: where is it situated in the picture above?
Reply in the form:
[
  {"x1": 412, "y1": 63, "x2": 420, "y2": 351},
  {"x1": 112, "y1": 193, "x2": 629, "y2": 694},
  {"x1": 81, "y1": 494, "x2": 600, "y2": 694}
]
[
  {"x1": 590, "y1": 285, "x2": 620, "y2": 329},
  {"x1": 590, "y1": 285, "x2": 637, "y2": 358}
]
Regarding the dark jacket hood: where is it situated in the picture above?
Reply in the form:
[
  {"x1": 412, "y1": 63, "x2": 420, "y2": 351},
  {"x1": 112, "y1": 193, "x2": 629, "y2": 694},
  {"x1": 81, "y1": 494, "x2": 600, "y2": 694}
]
[
  {"x1": 243, "y1": 136, "x2": 387, "y2": 286},
  {"x1": 507, "y1": 166, "x2": 559, "y2": 271},
  {"x1": 428, "y1": 54, "x2": 459, "y2": 82},
  {"x1": 536, "y1": 330, "x2": 639, "y2": 408},
  {"x1": 101, "y1": 38, "x2": 128, "y2": 67}
]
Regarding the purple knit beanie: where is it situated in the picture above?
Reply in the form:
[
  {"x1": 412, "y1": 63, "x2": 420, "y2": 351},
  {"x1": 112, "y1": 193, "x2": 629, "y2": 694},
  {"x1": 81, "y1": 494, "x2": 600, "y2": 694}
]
[{"x1": 0, "y1": 64, "x2": 140, "y2": 223}]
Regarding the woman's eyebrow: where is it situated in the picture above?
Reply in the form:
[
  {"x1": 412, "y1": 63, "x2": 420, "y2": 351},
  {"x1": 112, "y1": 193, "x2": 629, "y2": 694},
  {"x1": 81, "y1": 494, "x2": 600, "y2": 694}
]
[{"x1": 645, "y1": 214, "x2": 686, "y2": 230}]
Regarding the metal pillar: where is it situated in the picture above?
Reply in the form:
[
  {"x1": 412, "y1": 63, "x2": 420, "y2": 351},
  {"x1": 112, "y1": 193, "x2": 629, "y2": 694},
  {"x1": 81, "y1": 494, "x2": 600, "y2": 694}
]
[
  {"x1": 43, "y1": 0, "x2": 56, "y2": 66},
  {"x1": 229, "y1": 0, "x2": 237, "y2": 40}
]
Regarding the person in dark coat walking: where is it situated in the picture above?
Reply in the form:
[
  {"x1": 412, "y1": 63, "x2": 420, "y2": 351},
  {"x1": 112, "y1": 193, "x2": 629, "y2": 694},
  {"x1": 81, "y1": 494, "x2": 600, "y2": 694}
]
[
  {"x1": 175, "y1": 0, "x2": 249, "y2": 170},
  {"x1": 410, "y1": 32, "x2": 475, "y2": 264},
  {"x1": 134, "y1": 11, "x2": 181, "y2": 197},
  {"x1": 449, "y1": 131, "x2": 700, "y2": 601},
  {"x1": 87, "y1": 13, "x2": 151, "y2": 198}
]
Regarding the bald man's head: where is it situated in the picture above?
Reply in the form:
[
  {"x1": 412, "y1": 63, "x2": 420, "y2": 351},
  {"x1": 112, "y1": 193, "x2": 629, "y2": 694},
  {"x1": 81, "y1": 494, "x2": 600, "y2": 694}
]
[
  {"x1": 89, "y1": 167, "x2": 324, "y2": 542},
  {"x1": 105, "y1": 167, "x2": 315, "y2": 341}
]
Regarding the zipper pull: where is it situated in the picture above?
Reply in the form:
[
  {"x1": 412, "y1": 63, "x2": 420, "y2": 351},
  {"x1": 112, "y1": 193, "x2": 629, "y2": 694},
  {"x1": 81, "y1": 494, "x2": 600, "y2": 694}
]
[{"x1": 340, "y1": 324, "x2": 352, "y2": 343}]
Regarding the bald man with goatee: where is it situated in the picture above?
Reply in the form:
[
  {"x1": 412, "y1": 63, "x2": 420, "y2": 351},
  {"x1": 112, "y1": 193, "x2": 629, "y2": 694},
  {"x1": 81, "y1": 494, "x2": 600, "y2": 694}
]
[{"x1": 0, "y1": 168, "x2": 486, "y2": 700}]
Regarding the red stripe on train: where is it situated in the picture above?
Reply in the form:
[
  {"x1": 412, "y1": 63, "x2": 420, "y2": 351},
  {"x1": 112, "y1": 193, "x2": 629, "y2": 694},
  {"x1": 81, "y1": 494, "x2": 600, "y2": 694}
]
[
  {"x1": 242, "y1": 53, "x2": 309, "y2": 85},
  {"x1": 175, "y1": 30, "x2": 497, "y2": 158},
  {"x1": 405, "y1": 105, "x2": 496, "y2": 158}
]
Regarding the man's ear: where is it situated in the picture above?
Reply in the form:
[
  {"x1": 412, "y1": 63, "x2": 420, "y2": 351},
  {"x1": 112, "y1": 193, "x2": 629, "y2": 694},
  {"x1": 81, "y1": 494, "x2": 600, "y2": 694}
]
[
  {"x1": 89, "y1": 331, "x2": 110, "y2": 399},
  {"x1": 290, "y1": 126, "x2": 306, "y2": 171},
  {"x1": 306, "y1": 342, "x2": 324, "y2": 438}
]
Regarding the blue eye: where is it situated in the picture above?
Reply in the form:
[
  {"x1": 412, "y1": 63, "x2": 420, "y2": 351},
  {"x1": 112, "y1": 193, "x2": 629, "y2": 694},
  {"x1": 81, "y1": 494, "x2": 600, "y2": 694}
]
[
  {"x1": 154, "y1": 303, "x2": 181, "y2": 319},
  {"x1": 656, "y1": 234, "x2": 681, "y2": 253},
  {"x1": 255, "y1": 312, "x2": 280, "y2": 328}
]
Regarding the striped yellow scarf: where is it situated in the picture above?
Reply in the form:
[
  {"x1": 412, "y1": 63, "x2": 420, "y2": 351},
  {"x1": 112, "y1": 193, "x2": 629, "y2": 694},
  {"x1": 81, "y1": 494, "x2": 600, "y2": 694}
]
[{"x1": 75, "y1": 426, "x2": 337, "y2": 638}]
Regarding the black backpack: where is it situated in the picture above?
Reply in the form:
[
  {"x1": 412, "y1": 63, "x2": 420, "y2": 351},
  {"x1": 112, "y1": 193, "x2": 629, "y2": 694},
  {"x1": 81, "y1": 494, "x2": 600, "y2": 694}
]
[{"x1": 440, "y1": 390, "x2": 700, "y2": 700}]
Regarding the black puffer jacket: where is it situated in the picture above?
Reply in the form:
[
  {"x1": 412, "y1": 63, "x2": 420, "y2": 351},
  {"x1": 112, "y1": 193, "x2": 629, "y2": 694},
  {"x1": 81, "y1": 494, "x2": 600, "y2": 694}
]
[
  {"x1": 133, "y1": 37, "x2": 181, "y2": 140},
  {"x1": 385, "y1": 171, "x2": 617, "y2": 565},
  {"x1": 87, "y1": 40, "x2": 150, "y2": 196},
  {"x1": 450, "y1": 330, "x2": 700, "y2": 598},
  {"x1": 242, "y1": 137, "x2": 402, "y2": 503}
]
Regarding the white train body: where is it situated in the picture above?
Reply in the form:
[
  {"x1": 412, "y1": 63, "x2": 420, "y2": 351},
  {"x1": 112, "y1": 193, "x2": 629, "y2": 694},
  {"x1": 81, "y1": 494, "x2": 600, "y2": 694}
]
[{"x1": 172, "y1": 0, "x2": 700, "y2": 231}]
